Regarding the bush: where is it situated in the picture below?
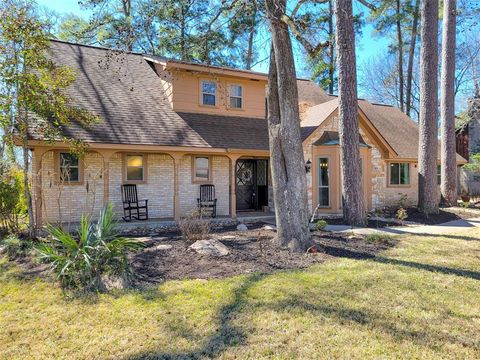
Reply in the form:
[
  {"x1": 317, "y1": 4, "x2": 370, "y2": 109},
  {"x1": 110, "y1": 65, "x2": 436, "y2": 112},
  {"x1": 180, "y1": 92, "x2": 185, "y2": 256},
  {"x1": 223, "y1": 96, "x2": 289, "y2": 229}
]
[
  {"x1": 365, "y1": 233, "x2": 395, "y2": 244},
  {"x1": 395, "y1": 207, "x2": 408, "y2": 223},
  {"x1": 178, "y1": 209, "x2": 211, "y2": 241},
  {"x1": 36, "y1": 204, "x2": 143, "y2": 291},
  {"x1": 315, "y1": 220, "x2": 328, "y2": 231},
  {"x1": 0, "y1": 162, "x2": 27, "y2": 234},
  {"x1": 0, "y1": 235, "x2": 33, "y2": 259}
]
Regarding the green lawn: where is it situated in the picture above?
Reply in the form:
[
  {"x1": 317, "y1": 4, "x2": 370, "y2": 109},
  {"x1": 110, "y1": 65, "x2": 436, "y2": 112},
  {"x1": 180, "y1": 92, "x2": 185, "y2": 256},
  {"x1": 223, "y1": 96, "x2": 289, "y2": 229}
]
[{"x1": 1, "y1": 229, "x2": 479, "y2": 359}]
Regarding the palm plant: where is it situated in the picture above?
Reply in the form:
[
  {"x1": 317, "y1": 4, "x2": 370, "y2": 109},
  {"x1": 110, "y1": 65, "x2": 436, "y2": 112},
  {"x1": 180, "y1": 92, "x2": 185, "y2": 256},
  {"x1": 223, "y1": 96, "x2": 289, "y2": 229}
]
[{"x1": 36, "y1": 204, "x2": 143, "y2": 291}]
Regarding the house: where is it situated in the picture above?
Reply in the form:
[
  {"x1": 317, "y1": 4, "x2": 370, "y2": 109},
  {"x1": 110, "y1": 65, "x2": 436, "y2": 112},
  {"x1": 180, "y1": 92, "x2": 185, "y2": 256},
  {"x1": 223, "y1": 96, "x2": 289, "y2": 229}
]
[
  {"x1": 456, "y1": 97, "x2": 480, "y2": 195},
  {"x1": 27, "y1": 40, "x2": 466, "y2": 226}
]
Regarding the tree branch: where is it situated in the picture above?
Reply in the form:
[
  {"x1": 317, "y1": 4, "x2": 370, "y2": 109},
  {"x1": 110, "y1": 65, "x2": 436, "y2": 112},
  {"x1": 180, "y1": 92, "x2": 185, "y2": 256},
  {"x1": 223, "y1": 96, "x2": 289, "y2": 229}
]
[{"x1": 357, "y1": 0, "x2": 376, "y2": 11}]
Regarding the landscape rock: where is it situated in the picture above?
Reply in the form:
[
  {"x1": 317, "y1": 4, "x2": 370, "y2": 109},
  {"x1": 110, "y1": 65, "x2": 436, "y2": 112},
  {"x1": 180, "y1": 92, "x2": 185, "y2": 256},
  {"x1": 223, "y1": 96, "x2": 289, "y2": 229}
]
[
  {"x1": 263, "y1": 225, "x2": 276, "y2": 231},
  {"x1": 237, "y1": 224, "x2": 248, "y2": 231},
  {"x1": 189, "y1": 239, "x2": 230, "y2": 256},
  {"x1": 144, "y1": 244, "x2": 173, "y2": 253}
]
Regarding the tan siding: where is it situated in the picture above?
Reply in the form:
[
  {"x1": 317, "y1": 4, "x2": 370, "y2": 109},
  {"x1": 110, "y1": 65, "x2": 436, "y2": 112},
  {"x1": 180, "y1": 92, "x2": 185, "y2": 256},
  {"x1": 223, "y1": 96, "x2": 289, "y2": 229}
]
[{"x1": 171, "y1": 71, "x2": 266, "y2": 118}]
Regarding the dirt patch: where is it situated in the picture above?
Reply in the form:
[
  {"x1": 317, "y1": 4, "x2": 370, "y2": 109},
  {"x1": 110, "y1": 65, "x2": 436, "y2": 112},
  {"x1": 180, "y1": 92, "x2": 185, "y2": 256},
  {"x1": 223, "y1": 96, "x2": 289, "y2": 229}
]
[{"x1": 130, "y1": 226, "x2": 396, "y2": 283}]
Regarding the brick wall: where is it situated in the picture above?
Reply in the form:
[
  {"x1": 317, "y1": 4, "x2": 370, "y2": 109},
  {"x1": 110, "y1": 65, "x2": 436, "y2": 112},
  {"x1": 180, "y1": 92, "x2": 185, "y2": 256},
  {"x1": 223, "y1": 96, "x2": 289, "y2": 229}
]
[
  {"x1": 179, "y1": 155, "x2": 229, "y2": 216},
  {"x1": 39, "y1": 151, "x2": 104, "y2": 224},
  {"x1": 302, "y1": 114, "x2": 423, "y2": 213},
  {"x1": 36, "y1": 151, "x2": 231, "y2": 224}
]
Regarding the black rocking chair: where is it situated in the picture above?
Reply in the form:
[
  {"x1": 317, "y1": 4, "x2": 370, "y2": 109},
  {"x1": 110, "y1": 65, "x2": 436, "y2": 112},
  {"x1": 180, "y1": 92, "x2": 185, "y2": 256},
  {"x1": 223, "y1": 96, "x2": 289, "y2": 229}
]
[
  {"x1": 121, "y1": 184, "x2": 149, "y2": 221},
  {"x1": 197, "y1": 184, "x2": 217, "y2": 218}
]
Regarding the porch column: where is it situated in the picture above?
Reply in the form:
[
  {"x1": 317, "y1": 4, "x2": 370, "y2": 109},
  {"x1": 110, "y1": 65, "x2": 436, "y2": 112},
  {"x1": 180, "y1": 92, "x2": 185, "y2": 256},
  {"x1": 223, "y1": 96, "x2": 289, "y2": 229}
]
[
  {"x1": 98, "y1": 150, "x2": 117, "y2": 207},
  {"x1": 171, "y1": 153, "x2": 185, "y2": 221},
  {"x1": 32, "y1": 147, "x2": 49, "y2": 228},
  {"x1": 227, "y1": 154, "x2": 241, "y2": 218}
]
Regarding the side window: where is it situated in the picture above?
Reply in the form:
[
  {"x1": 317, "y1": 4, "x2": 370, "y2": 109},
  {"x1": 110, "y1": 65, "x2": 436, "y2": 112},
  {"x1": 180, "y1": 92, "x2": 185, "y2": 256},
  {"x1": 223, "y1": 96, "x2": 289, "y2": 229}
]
[
  {"x1": 59, "y1": 152, "x2": 80, "y2": 182},
  {"x1": 437, "y1": 165, "x2": 441, "y2": 185},
  {"x1": 318, "y1": 158, "x2": 330, "y2": 207},
  {"x1": 201, "y1": 80, "x2": 216, "y2": 106},
  {"x1": 389, "y1": 162, "x2": 410, "y2": 185}
]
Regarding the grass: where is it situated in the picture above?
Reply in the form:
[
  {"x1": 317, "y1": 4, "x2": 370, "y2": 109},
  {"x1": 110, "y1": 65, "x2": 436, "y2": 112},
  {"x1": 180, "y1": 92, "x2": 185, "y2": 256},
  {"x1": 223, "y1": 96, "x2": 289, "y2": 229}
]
[{"x1": 1, "y1": 229, "x2": 479, "y2": 359}]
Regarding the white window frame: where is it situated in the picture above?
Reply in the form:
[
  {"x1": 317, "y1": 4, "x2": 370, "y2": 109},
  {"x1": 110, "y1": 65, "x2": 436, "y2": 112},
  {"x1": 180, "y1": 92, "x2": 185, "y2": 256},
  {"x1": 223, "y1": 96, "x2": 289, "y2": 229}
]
[
  {"x1": 200, "y1": 80, "x2": 217, "y2": 106},
  {"x1": 228, "y1": 83, "x2": 243, "y2": 109}
]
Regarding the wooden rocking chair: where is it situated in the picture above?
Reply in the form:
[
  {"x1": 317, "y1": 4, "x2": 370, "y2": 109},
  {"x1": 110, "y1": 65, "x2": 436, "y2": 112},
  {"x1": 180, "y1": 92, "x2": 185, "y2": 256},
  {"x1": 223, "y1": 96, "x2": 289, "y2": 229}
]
[
  {"x1": 197, "y1": 184, "x2": 217, "y2": 218},
  {"x1": 121, "y1": 184, "x2": 149, "y2": 221}
]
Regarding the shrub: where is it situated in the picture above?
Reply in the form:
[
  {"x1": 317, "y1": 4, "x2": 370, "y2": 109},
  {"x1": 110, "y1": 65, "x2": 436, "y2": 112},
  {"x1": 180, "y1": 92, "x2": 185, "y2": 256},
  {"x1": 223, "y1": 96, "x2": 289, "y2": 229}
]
[
  {"x1": 365, "y1": 233, "x2": 395, "y2": 244},
  {"x1": 178, "y1": 209, "x2": 211, "y2": 241},
  {"x1": 0, "y1": 235, "x2": 33, "y2": 260},
  {"x1": 0, "y1": 162, "x2": 27, "y2": 234},
  {"x1": 315, "y1": 220, "x2": 328, "y2": 231},
  {"x1": 36, "y1": 204, "x2": 143, "y2": 291},
  {"x1": 395, "y1": 207, "x2": 408, "y2": 223}
]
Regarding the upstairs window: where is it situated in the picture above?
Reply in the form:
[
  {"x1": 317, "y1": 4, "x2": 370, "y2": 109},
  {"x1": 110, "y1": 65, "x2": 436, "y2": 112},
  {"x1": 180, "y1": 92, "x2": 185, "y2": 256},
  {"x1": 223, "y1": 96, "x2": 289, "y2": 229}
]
[
  {"x1": 59, "y1": 152, "x2": 80, "y2": 182},
  {"x1": 389, "y1": 162, "x2": 410, "y2": 186},
  {"x1": 201, "y1": 80, "x2": 216, "y2": 106},
  {"x1": 437, "y1": 165, "x2": 441, "y2": 185},
  {"x1": 229, "y1": 84, "x2": 243, "y2": 109},
  {"x1": 126, "y1": 154, "x2": 145, "y2": 182}
]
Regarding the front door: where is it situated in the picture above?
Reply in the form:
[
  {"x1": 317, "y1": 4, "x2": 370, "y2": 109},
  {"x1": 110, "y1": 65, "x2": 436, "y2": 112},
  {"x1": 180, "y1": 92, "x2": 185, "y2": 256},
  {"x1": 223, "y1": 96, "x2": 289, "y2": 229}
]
[{"x1": 236, "y1": 160, "x2": 255, "y2": 211}]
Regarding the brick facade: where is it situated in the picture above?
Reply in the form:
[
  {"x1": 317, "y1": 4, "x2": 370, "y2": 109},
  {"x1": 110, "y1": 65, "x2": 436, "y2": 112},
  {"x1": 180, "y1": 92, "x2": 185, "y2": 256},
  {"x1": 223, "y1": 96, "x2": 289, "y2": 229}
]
[{"x1": 35, "y1": 151, "x2": 231, "y2": 224}]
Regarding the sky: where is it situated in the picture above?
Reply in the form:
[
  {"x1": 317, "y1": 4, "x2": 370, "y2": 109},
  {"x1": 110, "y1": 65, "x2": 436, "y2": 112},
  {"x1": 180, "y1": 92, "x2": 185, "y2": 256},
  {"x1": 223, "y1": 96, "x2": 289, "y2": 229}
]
[{"x1": 36, "y1": 0, "x2": 390, "y2": 68}]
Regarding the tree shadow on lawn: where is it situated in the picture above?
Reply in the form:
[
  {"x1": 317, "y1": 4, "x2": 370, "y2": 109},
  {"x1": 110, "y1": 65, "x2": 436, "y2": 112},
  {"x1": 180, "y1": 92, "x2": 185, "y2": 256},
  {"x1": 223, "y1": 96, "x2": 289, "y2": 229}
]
[
  {"x1": 401, "y1": 232, "x2": 480, "y2": 241},
  {"x1": 123, "y1": 273, "x2": 266, "y2": 360},
  {"x1": 321, "y1": 244, "x2": 480, "y2": 281},
  {"x1": 270, "y1": 297, "x2": 478, "y2": 350}
]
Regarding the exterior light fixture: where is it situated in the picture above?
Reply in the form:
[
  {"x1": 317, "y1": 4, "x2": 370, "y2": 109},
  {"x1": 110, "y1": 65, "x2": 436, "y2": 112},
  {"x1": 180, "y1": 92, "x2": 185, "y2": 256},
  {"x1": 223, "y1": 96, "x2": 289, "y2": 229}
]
[{"x1": 305, "y1": 159, "x2": 312, "y2": 173}]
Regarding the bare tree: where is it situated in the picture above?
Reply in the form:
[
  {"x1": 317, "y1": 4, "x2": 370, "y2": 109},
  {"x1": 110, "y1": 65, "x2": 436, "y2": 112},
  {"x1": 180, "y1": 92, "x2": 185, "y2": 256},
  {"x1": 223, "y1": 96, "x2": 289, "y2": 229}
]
[
  {"x1": 418, "y1": 0, "x2": 439, "y2": 213},
  {"x1": 440, "y1": 0, "x2": 457, "y2": 205},
  {"x1": 265, "y1": 0, "x2": 311, "y2": 252},
  {"x1": 335, "y1": 0, "x2": 367, "y2": 225}
]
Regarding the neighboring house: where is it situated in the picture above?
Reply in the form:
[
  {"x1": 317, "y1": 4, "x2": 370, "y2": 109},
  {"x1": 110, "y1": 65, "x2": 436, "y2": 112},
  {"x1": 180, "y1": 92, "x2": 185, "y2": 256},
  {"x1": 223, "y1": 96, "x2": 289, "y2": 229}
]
[
  {"x1": 456, "y1": 97, "x2": 480, "y2": 195},
  {"x1": 28, "y1": 40, "x2": 466, "y2": 225}
]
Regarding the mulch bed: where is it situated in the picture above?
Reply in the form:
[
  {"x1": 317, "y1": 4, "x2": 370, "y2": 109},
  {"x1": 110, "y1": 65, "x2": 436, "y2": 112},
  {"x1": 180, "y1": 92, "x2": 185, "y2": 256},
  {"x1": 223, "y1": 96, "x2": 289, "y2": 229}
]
[
  {"x1": 381, "y1": 206, "x2": 480, "y2": 225},
  {"x1": 324, "y1": 218, "x2": 399, "y2": 228},
  {"x1": 324, "y1": 206, "x2": 480, "y2": 227},
  {"x1": 130, "y1": 227, "x2": 396, "y2": 284}
]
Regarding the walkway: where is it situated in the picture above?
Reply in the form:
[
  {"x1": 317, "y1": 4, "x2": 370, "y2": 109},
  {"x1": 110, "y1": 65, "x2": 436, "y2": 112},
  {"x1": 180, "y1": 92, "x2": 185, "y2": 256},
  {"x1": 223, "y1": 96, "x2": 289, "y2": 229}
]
[{"x1": 325, "y1": 218, "x2": 480, "y2": 236}]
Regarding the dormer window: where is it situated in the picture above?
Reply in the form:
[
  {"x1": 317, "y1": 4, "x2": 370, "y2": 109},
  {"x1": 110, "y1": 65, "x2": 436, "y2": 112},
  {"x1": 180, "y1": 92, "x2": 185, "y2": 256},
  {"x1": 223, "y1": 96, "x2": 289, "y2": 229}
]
[
  {"x1": 201, "y1": 80, "x2": 216, "y2": 106},
  {"x1": 229, "y1": 84, "x2": 243, "y2": 109}
]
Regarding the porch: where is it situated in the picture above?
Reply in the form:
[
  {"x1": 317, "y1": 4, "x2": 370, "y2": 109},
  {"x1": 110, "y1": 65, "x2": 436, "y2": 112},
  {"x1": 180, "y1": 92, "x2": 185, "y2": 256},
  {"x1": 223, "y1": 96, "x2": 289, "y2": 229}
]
[{"x1": 31, "y1": 145, "x2": 272, "y2": 226}]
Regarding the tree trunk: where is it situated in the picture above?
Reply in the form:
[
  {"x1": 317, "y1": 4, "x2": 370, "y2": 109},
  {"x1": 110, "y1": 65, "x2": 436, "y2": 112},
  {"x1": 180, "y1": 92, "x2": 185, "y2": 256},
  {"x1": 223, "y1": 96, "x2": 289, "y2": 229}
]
[
  {"x1": 245, "y1": 0, "x2": 256, "y2": 70},
  {"x1": 328, "y1": 0, "x2": 334, "y2": 94},
  {"x1": 406, "y1": 0, "x2": 419, "y2": 117},
  {"x1": 334, "y1": 0, "x2": 367, "y2": 226},
  {"x1": 440, "y1": 0, "x2": 457, "y2": 205},
  {"x1": 418, "y1": 0, "x2": 439, "y2": 213},
  {"x1": 396, "y1": 0, "x2": 404, "y2": 112},
  {"x1": 265, "y1": 0, "x2": 311, "y2": 252},
  {"x1": 22, "y1": 138, "x2": 35, "y2": 239}
]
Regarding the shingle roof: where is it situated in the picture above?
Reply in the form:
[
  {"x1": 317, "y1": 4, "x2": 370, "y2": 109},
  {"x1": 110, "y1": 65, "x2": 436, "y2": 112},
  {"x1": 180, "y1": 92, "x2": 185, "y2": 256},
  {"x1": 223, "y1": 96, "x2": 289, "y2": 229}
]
[
  {"x1": 298, "y1": 80, "x2": 419, "y2": 158},
  {"x1": 297, "y1": 81, "x2": 466, "y2": 162},
  {"x1": 29, "y1": 40, "x2": 268, "y2": 150}
]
